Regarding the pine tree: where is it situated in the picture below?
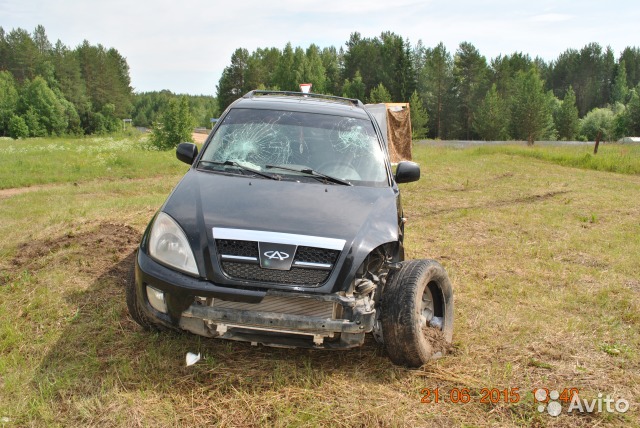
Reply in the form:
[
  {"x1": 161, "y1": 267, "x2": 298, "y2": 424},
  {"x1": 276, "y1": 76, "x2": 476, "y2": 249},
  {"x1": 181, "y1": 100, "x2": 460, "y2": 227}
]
[
  {"x1": 419, "y1": 42, "x2": 454, "y2": 139},
  {"x1": 342, "y1": 71, "x2": 365, "y2": 100},
  {"x1": 216, "y1": 48, "x2": 249, "y2": 111},
  {"x1": 454, "y1": 42, "x2": 488, "y2": 139},
  {"x1": 409, "y1": 90, "x2": 428, "y2": 138},
  {"x1": 627, "y1": 88, "x2": 640, "y2": 136},
  {"x1": 320, "y1": 47, "x2": 341, "y2": 95},
  {"x1": 611, "y1": 60, "x2": 630, "y2": 104},
  {"x1": 555, "y1": 86, "x2": 579, "y2": 140},
  {"x1": 509, "y1": 69, "x2": 554, "y2": 145},
  {"x1": 368, "y1": 83, "x2": 392, "y2": 103},
  {"x1": 303, "y1": 44, "x2": 326, "y2": 94},
  {"x1": 273, "y1": 43, "x2": 296, "y2": 91},
  {"x1": 473, "y1": 83, "x2": 509, "y2": 141}
]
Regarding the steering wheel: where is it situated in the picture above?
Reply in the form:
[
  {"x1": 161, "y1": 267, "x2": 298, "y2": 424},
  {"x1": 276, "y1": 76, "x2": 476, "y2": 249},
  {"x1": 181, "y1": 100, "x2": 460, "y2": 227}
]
[{"x1": 315, "y1": 160, "x2": 361, "y2": 181}]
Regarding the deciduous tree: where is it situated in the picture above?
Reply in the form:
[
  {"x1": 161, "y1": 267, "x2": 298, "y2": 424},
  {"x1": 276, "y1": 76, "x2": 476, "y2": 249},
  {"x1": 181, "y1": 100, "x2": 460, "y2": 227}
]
[
  {"x1": 8, "y1": 114, "x2": 29, "y2": 139},
  {"x1": 19, "y1": 76, "x2": 67, "y2": 135},
  {"x1": 0, "y1": 71, "x2": 19, "y2": 135},
  {"x1": 580, "y1": 107, "x2": 615, "y2": 141},
  {"x1": 151, "y1": 96, "x2": 194, "y2": 150}
]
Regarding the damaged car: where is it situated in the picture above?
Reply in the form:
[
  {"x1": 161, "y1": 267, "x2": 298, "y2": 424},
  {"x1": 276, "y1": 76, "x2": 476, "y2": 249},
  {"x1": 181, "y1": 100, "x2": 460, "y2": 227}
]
[{"x1": 127, "y1": 90, "x2": 453, "y2": 367}]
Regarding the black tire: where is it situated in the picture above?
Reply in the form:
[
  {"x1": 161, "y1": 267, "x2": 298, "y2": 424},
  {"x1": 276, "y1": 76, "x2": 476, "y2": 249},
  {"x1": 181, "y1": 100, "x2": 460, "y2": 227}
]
[
  {"x1": 381, "y1": 259, "x2": 454, "y2": 367},
  {"x1": 126, "y1": 261, "x2": 160, "y2": 331}
]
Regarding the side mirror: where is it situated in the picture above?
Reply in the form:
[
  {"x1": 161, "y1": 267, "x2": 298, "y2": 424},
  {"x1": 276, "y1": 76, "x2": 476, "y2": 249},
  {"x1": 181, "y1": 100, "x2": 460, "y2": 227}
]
[
  {"x1": 176, "y1": 142, "x2": 198, "y2": 165},
  {"x1": 395, "y1": 161, "x2": 420, "y2": 183}
]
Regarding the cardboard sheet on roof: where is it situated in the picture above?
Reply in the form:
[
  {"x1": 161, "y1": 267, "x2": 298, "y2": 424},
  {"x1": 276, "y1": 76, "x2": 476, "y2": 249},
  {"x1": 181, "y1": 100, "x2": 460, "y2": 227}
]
[{"x1": 365, "y1": 103, "x2": 412, "y2": 162}]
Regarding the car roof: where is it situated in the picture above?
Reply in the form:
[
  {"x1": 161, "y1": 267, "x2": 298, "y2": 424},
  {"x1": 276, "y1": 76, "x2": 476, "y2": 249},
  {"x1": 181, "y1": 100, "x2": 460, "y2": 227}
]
[{"x1": 231, "y1": 91, "x2": 371, "y2": 120}]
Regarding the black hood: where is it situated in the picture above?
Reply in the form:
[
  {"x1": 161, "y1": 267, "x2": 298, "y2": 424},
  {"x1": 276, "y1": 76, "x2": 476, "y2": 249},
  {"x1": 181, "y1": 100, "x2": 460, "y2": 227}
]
[{"x1": 163, "y1": 170, "x2": 399, "y2": 247}]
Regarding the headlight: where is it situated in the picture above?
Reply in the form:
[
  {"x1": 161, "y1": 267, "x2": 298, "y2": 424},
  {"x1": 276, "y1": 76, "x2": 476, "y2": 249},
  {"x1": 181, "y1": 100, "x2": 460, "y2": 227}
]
[{"x1": 149, "y1": 212, "x2": 199, "y2": 275}]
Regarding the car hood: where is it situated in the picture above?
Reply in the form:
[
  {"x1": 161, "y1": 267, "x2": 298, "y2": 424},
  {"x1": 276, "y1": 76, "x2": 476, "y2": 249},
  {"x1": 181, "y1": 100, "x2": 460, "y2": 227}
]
[{"x1": 162, "y1": 169, "x2": 399, "y2": 251}]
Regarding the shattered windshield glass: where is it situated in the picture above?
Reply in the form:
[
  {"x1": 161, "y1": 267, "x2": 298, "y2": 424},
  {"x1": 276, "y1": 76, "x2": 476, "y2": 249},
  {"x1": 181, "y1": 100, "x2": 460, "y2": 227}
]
[{"x1": 199, "y1": 108, "x2": 388, "y2": 186}]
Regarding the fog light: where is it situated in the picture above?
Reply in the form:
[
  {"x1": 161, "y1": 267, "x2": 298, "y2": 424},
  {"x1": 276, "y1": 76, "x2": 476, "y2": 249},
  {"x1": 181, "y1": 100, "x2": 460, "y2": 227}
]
[{"x1": 146, "y1": 286, "x2": 167, "y2": 313}]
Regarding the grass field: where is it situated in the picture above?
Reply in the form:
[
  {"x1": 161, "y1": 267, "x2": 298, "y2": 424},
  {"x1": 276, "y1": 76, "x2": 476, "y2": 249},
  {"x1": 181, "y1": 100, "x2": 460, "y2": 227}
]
[{"x1": 0, "y1": 136, "x2": 638, "y2": 427}]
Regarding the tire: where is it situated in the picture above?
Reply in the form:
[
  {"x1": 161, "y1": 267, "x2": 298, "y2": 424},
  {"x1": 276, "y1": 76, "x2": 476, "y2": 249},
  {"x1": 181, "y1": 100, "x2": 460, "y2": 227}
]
[
  {"x1": 381, "y1": 259, "x2": 454, "y2": 367},
  {"x1": 126, "y1": 261, "x2": 160, "y2": 331}
]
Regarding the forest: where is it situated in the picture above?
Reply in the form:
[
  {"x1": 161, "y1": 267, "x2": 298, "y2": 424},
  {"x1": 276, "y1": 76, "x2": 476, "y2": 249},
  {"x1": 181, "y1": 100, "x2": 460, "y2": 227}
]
[
  {"x1": 0, "y1": 25, "x2": 217, "y2": 139},
  {"x1": 217, "y1": 32, "x2": 640, "y2": 143},
  {"x1": 2, "y1": 26, "x2": 640, "y2": 142}
]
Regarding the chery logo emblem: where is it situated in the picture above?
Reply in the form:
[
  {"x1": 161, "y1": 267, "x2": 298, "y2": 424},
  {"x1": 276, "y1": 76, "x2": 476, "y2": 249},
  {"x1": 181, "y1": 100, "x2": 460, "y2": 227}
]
[{"x1": 264, "y1": 250, "x2": 290, "y2": 261}]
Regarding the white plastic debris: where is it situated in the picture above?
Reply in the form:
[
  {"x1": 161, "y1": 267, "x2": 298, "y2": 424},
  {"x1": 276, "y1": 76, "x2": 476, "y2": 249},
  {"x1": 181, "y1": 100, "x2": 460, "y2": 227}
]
[{"x1": 186, "y1": 352, "x2": 201, "y2": 366}]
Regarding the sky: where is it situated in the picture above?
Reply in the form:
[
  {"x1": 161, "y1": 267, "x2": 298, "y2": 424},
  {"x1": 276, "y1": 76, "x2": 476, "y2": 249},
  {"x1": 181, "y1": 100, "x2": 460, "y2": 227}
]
[{"x1": 2, "y1": 0, "x2": 639, "y2": 96}]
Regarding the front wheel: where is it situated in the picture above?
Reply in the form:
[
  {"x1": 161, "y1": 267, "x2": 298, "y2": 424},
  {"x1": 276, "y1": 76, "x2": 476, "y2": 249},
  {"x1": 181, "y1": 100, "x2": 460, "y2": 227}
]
[{"x1": 381, "y1": 259, "x2": 454, "y2": 367}]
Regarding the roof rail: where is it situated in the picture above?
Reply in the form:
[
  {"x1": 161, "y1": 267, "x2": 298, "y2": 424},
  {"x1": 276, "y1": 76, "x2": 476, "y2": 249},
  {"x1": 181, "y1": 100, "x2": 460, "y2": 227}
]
[{"x1": 243, "y1": 90, "x2": 363, "y2": 108}]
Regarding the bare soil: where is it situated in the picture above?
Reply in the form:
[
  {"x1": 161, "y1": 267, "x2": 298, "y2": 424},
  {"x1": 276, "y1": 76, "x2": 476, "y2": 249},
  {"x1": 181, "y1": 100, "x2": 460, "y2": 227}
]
[
  {"x1": 423, "y1": 326, "x2": 452, "y2": 357},
  {"x1": 10, "y1": 222, "x2": 139, "y2": 277},
  {"x1": 192, "y1": 132, "x2": 208, "y2": 144}
]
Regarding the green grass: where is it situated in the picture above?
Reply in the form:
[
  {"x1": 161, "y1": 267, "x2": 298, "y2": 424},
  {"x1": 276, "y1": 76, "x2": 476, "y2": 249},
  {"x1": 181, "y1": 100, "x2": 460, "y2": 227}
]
[
  {"x1": 0, "y1": 135, "x2": 188, "y2": 189},
  {"x1": 0, "y1": 138, "x2": 639, "y2": 426},
  {"x1": 471, "y1": 142, "x2": 640, "y2": 175}
]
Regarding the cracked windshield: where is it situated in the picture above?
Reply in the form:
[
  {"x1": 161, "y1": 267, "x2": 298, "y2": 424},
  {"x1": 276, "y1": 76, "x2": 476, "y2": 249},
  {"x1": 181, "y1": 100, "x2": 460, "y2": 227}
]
[{"x1": 200, "y1": 108, "x2": 388, "y2": 186}]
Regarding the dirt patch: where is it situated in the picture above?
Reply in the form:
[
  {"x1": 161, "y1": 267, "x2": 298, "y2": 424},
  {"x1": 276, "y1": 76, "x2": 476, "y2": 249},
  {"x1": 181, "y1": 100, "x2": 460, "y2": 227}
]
[
  {"x1": 192, "y1": 132, "x2": 209, "y2": 144},
  {"x1": 423, "y1": 326, "x2": 452, "y2": 358},
  {"x1": 0, "y1": 176, "x2": 170, "y2": 200},
  {"x1": 10, "y1": 223, "x2": 140, "y2": 277},
  {"x1": 0, "y1": 183, "x2": 62, "y2": 199},
  {"x1": 625, "y1": 279, "x2": 640, "y2": 293},
  {"x1": 423, "y1": 190, "x2": 570, "y2": 215},
  {"x1": 557, "y1": 252, "x2": 609, "y2": 269}
]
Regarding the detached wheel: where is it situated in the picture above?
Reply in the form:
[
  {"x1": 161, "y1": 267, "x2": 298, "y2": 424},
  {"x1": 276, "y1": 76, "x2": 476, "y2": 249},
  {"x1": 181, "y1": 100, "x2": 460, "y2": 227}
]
[
  {"x1": 126, "y1": 261, "x2": 160, "y2": 331},
  {"x1": 381, "y1": 259, "x2": 454, "y2": 367}
]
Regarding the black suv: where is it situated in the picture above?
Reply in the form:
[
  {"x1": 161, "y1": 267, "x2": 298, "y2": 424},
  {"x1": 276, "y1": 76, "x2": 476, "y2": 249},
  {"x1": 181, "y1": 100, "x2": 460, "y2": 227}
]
[{"x1": 127, "y1": 91, "x2": 453, "y2": 367}]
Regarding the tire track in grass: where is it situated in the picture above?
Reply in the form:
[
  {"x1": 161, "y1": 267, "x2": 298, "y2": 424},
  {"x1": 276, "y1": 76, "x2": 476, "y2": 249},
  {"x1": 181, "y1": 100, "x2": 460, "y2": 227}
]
[{"x1": 0, "y1": 175, "x2": 175, "y2": 200}]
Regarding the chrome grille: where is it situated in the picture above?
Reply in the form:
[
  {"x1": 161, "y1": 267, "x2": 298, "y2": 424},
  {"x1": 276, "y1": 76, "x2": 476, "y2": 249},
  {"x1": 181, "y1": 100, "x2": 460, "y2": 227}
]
[{"x1": 214, "y1": 233, "x2": 342, "y2": 286}]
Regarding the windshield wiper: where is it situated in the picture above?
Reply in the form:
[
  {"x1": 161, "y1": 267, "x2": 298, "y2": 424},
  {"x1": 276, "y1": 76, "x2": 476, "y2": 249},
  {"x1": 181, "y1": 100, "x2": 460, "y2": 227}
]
[
  {"x1": 265, "y1": 164, "x2": 352, "y2": 186},
  {"x1": 198, "y1": 160, "x2": 281, "y2": 180}
]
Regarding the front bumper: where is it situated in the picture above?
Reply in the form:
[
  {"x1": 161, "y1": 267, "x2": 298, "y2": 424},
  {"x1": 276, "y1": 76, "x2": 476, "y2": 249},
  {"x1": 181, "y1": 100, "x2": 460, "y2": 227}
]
[{"x1": 135, "y1": 249, "x2": 376, "y2": 349}]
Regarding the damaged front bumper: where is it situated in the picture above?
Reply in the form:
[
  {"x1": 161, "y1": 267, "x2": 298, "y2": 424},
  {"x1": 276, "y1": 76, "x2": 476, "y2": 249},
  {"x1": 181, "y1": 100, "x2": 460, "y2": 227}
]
[
  {"x1": 180, "y1": 290, "x2": 375, "y2": 349},
  {"x1": 136, "y1": 249, "x2": 376, "y2": 349}
]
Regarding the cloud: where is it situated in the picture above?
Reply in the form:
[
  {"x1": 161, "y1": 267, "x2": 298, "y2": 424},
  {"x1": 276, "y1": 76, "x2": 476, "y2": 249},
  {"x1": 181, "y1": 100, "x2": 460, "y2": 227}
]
[{"x1": 530, "y1": 13, "x2": 573, "y2": 23}]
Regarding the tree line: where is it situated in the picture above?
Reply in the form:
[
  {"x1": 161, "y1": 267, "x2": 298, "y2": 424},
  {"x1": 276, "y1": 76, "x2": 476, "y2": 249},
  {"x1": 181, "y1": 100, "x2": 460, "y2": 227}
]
[
  {"x1": 0, "y1": 25, "x2": 218, "y2": 141},
  {"x1": 3, "y1": 26, "x2": 639, "y2": 143},
  {"x1": 132, "y1": 90, "x2": 219, "y2": 129},
  {"x1": 216, "y1": 32, "x2": 640, "y2": 143},
  {"x1": 0, "y1": 25, "x2": 133, "y2": 137}
]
